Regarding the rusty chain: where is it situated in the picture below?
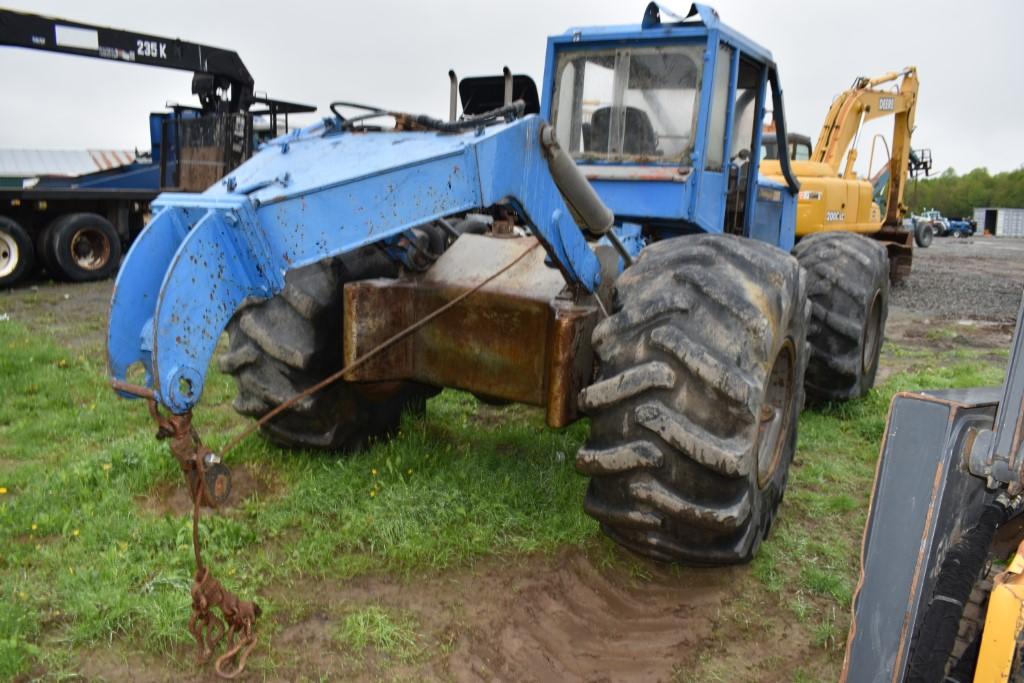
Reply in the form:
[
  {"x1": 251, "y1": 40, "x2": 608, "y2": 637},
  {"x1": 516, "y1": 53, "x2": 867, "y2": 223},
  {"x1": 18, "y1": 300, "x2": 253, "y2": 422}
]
[{"x1": 148, "y1": 404, "x2": 259, "y2": 679}]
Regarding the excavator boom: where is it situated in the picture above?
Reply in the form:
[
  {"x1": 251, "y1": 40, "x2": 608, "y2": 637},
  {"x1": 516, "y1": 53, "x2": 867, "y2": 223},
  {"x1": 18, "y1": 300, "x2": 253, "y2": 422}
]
[{"x1": 813, "y1": 68, "x2": 918, "y2": 226}]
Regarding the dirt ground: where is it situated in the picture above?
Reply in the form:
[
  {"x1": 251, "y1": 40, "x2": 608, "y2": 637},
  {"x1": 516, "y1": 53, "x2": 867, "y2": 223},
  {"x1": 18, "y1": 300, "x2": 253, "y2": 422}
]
[
  {"x1": 3, "y1": 236, "x2": 1023, "y2": 682},
  {"x1": 891, "y1": 237, "x2": 1024, "y2": 322},
  {"x1": 76, "y1": 551, "x2": 805, "y2": 683}
]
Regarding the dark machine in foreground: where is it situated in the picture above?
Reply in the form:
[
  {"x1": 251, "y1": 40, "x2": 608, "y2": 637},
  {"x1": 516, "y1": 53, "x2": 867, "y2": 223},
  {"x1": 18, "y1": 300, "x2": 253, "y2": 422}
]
[{"x1": 844, "y1": 291, "x2": 1024, "y2": 682}]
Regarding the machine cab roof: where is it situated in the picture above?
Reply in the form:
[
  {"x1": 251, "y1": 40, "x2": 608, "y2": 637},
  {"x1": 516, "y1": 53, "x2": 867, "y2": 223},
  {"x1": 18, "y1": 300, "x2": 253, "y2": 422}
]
[{"x1": 539, "y1": 2, "x2": 797, "y2": 243}]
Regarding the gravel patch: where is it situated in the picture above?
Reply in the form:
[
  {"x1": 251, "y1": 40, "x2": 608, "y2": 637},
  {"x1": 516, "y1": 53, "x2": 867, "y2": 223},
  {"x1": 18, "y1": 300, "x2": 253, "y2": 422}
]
[{"x1": 891, "y1": 238, "x2": 1024, "y2": 322}]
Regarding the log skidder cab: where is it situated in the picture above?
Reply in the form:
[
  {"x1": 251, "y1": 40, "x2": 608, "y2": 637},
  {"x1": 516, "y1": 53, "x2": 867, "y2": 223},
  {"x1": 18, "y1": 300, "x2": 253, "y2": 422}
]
[{"x1": 105, "y1": 3, "x2": 892, "y2": 673}]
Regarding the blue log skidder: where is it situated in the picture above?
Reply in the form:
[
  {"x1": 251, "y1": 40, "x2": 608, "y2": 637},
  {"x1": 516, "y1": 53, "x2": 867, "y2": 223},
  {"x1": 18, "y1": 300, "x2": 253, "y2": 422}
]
[{"x1": 108, "y1": 3, "x2": 892, "y2": 569}]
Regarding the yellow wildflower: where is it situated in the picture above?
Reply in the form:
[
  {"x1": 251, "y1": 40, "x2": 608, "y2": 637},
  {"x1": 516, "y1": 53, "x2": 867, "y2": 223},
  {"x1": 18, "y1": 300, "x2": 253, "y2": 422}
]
[
  {"x1": 72, "y1": 529, "x2": 80, "y2": 537},
  {"x1": 31, "y1": 523, "x2": 37, "y2": 531},
  {"x1": 370, "y1": 489, "x2": 377, "y2": 498},
  {"x1": 407, "y1": 468, "x2": 413, "y2": 475},
  {"x1": 371, "y1": 468, "x2": 378, "y2": 477},
  {"x1": 102, "y1": 463, "x2": 112, "y2": 472},
  {"x1": 0, "y1": 487, "x2": 7, "y2": 495}
]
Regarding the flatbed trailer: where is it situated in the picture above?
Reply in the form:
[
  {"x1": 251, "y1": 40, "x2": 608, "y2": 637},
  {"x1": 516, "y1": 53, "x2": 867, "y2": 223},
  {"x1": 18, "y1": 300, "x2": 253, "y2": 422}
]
[{"x1": 0, "y1": 8, "x2": 313, "y2": 287}]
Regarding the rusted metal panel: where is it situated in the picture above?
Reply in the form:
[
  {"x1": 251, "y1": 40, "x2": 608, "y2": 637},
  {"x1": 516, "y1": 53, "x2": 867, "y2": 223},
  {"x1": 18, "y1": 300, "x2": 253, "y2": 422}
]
[
  {"x1": 343, "y1": 235, "x2": 598, "y2": 428},
  {"x1": 545, "y1": 298, "x2": 598, "y2": 427}
]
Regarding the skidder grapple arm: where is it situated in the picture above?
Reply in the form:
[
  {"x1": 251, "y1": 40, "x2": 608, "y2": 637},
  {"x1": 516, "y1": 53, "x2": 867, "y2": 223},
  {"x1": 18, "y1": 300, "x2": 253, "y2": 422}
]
[{"x1": 107, "y1": 110, "x2": 612, "y2": 414}]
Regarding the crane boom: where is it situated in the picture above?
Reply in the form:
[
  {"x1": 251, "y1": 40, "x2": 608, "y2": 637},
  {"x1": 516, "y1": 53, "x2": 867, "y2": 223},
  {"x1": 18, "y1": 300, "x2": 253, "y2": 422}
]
[{"x1": 0, "y1": 8, "x2": 254, "y2": 112}]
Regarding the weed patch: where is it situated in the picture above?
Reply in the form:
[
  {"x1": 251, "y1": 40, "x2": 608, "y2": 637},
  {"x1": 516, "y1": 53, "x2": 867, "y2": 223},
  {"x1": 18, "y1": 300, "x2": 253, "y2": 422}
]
[{"x1": 334, "y1": 605, "x2": 420, "y2": 662}]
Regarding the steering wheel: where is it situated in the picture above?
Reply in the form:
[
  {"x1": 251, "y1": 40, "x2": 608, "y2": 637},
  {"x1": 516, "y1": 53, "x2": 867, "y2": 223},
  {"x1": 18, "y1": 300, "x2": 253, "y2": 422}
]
[{"x1": 329, "y1": 101, "x2": 391, "y2": 130}]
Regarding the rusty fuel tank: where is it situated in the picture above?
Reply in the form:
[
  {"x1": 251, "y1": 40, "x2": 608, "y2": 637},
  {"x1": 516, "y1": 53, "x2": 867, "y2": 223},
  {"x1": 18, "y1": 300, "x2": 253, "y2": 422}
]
[{"x1": 342, "y1": 234, "x2": 601, "y2": 428}]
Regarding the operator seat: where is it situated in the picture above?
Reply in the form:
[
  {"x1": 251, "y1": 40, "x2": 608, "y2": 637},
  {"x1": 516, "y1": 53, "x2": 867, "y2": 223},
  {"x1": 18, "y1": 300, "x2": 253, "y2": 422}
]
[{"x1": 588, "y1": 106, "x2": 658, "y2": 156}]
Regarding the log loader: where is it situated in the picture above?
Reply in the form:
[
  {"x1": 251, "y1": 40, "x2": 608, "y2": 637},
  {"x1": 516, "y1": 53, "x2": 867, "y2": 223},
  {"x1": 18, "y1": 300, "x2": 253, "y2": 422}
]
[
  {"x1": 106, "y1": 2, "x2": 891, "y2": 574},
  {"x1": 761, "y1": 68, "x2": 929, "y2": 284}
]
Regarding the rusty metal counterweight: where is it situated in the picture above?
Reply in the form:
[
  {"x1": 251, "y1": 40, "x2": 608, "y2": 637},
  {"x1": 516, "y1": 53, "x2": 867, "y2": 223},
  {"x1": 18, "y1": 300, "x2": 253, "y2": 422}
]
[{"x1": 218, "y1": 241, "x2": 546, "y2": 457}]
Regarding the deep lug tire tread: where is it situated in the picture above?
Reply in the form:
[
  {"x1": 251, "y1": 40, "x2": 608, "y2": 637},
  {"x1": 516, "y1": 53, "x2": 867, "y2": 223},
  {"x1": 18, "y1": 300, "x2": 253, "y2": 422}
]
[
  {"x1": 578, "y1": 233, "x2": 809, "y2": 565},
  {"x1": 794, "y1": 232, "x2": 889, "y2": 403},
  {"x1": 220, "y1": 246, "x2": 435, "y2": 451}
]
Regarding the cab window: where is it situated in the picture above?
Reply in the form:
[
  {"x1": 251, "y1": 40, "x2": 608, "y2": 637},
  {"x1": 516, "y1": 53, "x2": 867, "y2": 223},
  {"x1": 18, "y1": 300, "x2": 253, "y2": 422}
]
[{"x1": 552, "y1": 44, "x2": 704, "y2": 164}]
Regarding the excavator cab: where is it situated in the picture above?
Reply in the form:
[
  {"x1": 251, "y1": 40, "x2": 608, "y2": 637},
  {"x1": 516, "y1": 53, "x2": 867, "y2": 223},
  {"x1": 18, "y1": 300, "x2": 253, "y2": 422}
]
[{"x1": 540, "y1": 2, "x2": 800, "y2": 248}]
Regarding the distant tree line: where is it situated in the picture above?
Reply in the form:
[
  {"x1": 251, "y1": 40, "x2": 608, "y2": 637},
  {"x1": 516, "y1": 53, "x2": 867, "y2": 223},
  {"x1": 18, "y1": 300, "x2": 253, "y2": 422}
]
[{"x1": 905, "y1": 166, "x2": 1024, "y2": 218}]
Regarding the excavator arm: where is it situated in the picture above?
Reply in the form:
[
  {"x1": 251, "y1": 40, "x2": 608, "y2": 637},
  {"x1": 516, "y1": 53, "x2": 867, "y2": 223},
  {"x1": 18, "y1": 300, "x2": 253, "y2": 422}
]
[{"x1": 813, "y1": 68, "x2": 919, "y2": 226}]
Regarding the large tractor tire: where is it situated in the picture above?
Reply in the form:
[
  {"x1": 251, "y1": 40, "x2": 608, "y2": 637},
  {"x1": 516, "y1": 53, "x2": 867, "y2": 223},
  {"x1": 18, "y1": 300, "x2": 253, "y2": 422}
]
[
  {"x1": 915, "y1": 221, "x2": 934, "y2": 248},
  {"x1": 46, "y1": 212, "x2": 122, "y2": 282},
  {"x1": 577, "y1": 234, "x2": 809, "y2": 565},
  {"x1": 219, "y1": 246, "x2": 436, "y2": 451},
  {"x1": 794, "y1": 232, "x2": 889, "y2": 403},
  {"x1": 0, "y1": 216, "x2": 34, "y2": 287}
]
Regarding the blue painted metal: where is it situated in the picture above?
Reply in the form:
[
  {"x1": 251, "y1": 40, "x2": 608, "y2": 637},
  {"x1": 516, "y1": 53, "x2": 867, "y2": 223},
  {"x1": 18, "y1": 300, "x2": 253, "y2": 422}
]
[
  {"x1": 748, "y1": 179, "x2": 795, "y2": 252},
  {"x1": 538, "y1": 1, "x2": 797, "y2": 245},
  {"x1": 946, "y1": 218, "x2": 974, "y2": 237},
  {"x1": 108, "y1": 115, "x2": 604, "y2": 412},
  {"x1": 608, "y1": 223, "x2": 645, "y2": 258}
]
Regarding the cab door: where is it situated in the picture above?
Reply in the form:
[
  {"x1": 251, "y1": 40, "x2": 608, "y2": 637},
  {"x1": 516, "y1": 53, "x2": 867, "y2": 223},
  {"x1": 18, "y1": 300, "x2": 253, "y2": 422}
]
[{"x1": 692, "y1": 41, "x2": 736, "y2": 232}]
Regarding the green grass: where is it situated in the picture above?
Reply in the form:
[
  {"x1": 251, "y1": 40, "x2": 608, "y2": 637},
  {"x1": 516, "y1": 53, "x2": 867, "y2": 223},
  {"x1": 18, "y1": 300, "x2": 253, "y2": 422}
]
[
  {"x1": 751, "y1": 357, "x2": 1006, "y2": 640},
  {"x1": 334, "y1": 605, "x2": 420, "y2": 662},
  {"x1": 0, "y1": 319, "x2": 594, "y2": 677},
  {"x1": 0, "y1": 313, "x2": 1010, "y2": 680}
]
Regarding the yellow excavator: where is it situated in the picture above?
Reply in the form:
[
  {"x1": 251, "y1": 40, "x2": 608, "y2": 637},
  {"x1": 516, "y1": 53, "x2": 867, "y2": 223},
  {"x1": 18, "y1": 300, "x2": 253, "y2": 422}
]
[{"x1": 761, "y1": 68, "x2": 926, "y2": 281}]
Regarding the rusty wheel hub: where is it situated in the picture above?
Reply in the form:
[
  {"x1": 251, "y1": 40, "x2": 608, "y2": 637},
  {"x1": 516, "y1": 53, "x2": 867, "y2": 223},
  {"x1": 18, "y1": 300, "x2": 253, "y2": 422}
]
[{"x1": 70, "y1": 227, "x2": 112, "y2": 271}]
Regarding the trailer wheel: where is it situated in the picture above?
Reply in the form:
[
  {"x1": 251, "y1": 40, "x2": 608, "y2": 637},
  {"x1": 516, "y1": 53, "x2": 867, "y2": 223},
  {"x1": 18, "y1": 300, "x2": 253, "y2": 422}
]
[
  {"x1": 219, "y1": 246, "x2": 436, "y2": 451},
  {"x1": 48, "y1": 213, "x2": 122, "y2": 282},
  {"x1": 794, "y1": 232, "x2": 889, "y2": 403},
  {"x1": 36, "y1": 220, "x2": 59, "y2": 279},
  {"x1": 577, "y1": 234, "x2": 809, "y2": 564},
  {"x1": 0, "y1": 217, "x2": 33, "y2": 287}
]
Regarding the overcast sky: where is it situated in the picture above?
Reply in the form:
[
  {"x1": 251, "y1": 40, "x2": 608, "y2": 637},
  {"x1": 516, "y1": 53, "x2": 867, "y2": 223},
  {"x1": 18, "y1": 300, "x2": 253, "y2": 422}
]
[{"x1": 2, "y1": 0, "x2": 1021, "y2": 174}]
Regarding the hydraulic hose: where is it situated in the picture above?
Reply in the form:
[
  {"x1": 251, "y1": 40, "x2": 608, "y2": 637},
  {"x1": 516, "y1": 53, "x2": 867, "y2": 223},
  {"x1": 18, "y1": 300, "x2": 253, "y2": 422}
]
[
  {"x1": 905, "y1": 497, "x2": 1017, "y2": 682},
  {"x1": 402, "y1": 101, "x2": 526, "y2": 133}
]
